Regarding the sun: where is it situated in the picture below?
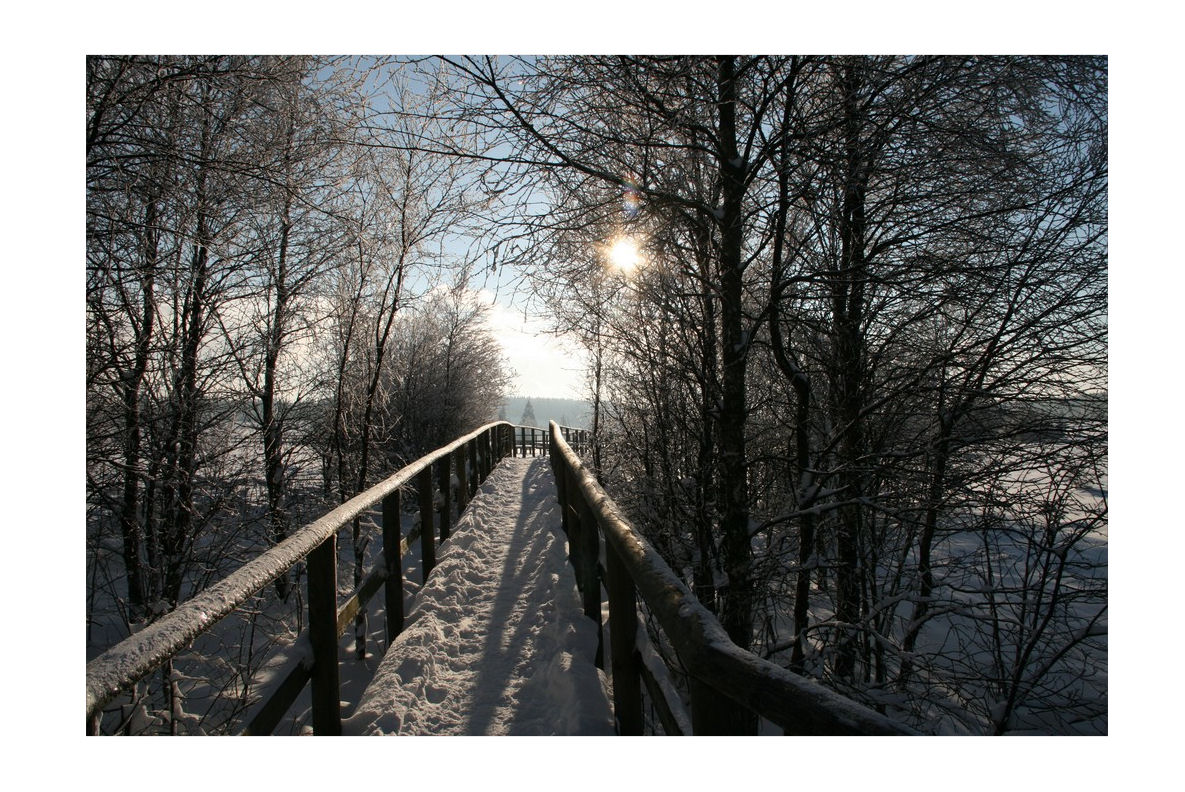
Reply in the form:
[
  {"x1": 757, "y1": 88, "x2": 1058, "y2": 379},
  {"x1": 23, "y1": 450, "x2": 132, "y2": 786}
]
[{"x1": 607, "y1": 236, "x2": 643, "y2": 274}]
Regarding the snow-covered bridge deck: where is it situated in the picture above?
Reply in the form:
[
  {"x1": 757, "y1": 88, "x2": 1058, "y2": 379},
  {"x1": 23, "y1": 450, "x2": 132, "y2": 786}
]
[{"x1": 345, "y1": 456, "x2": 615, "y2": 735}]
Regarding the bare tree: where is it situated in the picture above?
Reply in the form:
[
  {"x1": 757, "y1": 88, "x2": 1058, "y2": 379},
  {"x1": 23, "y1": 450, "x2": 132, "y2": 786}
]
[{"x1": 382, "y1": 282, "x2": 514, "y2": 460}]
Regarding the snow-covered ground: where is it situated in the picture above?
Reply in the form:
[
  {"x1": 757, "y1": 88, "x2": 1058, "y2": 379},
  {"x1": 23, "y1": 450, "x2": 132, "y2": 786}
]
[{"x1": 345, "y1": 456, "x2": 616, "y2": 735}]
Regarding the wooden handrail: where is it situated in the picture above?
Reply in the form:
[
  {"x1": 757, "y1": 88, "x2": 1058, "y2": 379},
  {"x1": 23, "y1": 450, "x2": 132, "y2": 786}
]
[
  {"x1": 548, "y1": 421, "x2": 916, "y2": 735},
  {"x1": 86, "y1": 420, "x2": 520, "y2": 735}
]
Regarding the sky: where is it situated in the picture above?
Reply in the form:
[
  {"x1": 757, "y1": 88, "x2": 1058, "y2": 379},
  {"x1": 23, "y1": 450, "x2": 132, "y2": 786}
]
[{"x1": 480, "y1": 291, "x2": 590, "y2": 400}]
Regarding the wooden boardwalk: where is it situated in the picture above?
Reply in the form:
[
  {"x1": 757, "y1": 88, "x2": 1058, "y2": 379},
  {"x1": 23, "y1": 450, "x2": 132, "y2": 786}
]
[{"x1": 345, "y1": 457, "x2": 615, "y2": 735}]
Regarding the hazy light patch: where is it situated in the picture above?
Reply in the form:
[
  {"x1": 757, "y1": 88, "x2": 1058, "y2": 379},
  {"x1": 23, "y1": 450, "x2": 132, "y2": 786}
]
[
  {"x1": 606, "y1": 236, "x2": 643, "y2": 275},
  {"x1": 478, "y1": 289, "x2": 589, "y2": 399}
]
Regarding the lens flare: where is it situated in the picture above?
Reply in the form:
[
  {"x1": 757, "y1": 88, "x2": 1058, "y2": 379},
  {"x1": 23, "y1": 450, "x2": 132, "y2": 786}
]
[{"x1": 623, "y1": 179, "x2": 642, "y2": 219}]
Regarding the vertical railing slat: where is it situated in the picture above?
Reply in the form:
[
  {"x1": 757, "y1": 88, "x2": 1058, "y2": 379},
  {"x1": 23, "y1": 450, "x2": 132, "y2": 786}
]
[
  {"x1": 575, "y1": 492, "x2": 604, "y2": 669},
  {"x1": 468, "y1": 439, "x2": 479, "y2": 495},
  {"x1": 478, "y1": 431, "x2": 488, "y2": 482},
  {"x1": 689, "y1": 678, "x2": 755, "y2": 735},
  {"x1": 453, "y1": 446, "x2": 469, "y2": 513},
  {"x1": 418, "y1": 467, "x2": 436, "y2": 582},
  {"x1": 436, "y1": 456, "x2": 452, "y2": 543},
  {"x1": 383, "y1": 490, "x2": 404, "y2": 644},
  {"x1": 307, "y1": 534, "x2": 341, "y2": 735},
  {"x1": 605, "y1": 540, "x2": 643, "y2": 735}
]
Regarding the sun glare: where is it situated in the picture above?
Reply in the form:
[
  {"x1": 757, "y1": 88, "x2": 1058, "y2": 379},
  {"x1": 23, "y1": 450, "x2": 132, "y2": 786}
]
[{"x1": 607, "y1": 237, "x2": 642, "y2": 274}]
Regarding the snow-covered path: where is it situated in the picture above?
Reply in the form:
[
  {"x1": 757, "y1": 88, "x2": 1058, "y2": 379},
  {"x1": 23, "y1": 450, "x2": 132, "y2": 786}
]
[{"x1": 344, "y1": 456, "x2": 615, "y2": 735}]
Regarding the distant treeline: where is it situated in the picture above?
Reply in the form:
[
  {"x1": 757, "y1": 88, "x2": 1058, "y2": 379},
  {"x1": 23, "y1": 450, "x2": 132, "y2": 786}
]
[
  {"x1": 500, "y1": 396, "x2": 592, "y2": 429},
  {"x1": 959, "y1": 393, "x2": 1107, "y2": 445}
]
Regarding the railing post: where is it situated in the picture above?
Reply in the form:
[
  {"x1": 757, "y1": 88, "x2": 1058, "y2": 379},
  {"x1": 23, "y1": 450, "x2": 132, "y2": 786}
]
[
  {"x1": 468, "y1": 440, "x2": 479, "y2": 494},
  {"x1": 575, "y1": 494, "x2": 604, "y2": 669},
  {"x1": 453, "y1": 446, "x2": 469, "y2": 513},
  {"x1": 563, "y1": 467, "x2": 582, "y2": 561},
  {"x1": 307, "y1": 534, "x2": 341, "y2": 735},
  {"x1": 519, "y1": 427, "x2": 526, "y2": 458},
  {"x1": 476, "y1": 432, "x2": 485, "y2": 481},
  {"x1": 382, "y1": 490, "x2": 404, "y2": 644},
  {"x1": 689, "y1": 679, "x2": 757, "y2": 735},
  {"x1": 604, "y1": 540, "x2": 643, "y2": 735},
  {"x1": 418, "y1": 467, "x2": 436, "y2": 582},
  {"x1": 553, "y1": 449, "x2": 569, "y2": 540},
  {"x1": 436, "y1": 456, "x2": 452, "y2": 543},
  {"x1": 477, "y1": 432, "x2": 488, "y2": 482}
]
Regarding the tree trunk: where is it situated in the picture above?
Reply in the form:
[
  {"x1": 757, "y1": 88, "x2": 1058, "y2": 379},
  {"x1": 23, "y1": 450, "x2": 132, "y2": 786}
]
[
  {"x1": 262, "y1": 200, "x2": 293, "y2": 600},
  {"x1": 117, "y1": 196, "x2": 159, "y2": 622},
  {"x1": 714, "y1": 53, "x2": 756, "y2": 677},
  {"x1": 898, "y1": 425, "x2": 948, "y2": 687},
  {"x1": 694, "y1": 226, "x2": 719, "y2": 612},
  {"x1": 162, "y1": 233, "x2": 208, "y2": 606},
  {"x1": 831, "y1": 59, "x2": 871, "y2": 682}
]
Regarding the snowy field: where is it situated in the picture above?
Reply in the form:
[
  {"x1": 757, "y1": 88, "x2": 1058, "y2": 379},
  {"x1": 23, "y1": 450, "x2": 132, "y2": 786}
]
[{"x1": 345, "y1": 456, "x2": 615, "y2": 735}]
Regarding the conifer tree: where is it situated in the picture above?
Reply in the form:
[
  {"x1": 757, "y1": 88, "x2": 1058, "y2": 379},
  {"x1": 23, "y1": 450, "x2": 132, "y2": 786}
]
[{"x1": 519, "y1": 398, "x2": 537, "y2": 427}]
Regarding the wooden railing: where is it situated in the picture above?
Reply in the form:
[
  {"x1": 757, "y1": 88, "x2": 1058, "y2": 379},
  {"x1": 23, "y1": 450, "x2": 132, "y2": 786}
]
[
  {"x1": 548, "y1": 421, "x2": 916, "y2": 735},
  {"x1": 86, "y1": 421, "x2": 525, "y2": 735},
  {"x1": 513, "y1": 424, "x2": 589, "y2": 458}
]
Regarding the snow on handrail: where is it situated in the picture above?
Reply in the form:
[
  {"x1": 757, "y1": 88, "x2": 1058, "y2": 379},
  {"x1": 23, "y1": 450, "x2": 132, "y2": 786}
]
[{"x1": 85, "y1": 420, "x2": 515, "y2": 727}]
